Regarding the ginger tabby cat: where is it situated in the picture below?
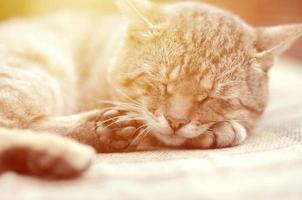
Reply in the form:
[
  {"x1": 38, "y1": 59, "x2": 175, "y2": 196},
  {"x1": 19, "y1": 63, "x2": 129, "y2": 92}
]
[{"x1": 0, "y1": 0, "x2": 301, "y2": 178}]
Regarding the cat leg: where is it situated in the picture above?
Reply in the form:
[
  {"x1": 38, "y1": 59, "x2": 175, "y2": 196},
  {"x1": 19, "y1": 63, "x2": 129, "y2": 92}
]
[
  {"x1": 0, "y1": 128, "x2": 95, "y2": 178},
  {"x1": 186, "y1": 121, "x2": 247, "y2": 149},
  {"x1": 0, "y1": 67, "x2": 142, "y2": 156},
  {"x1": 0, "y1": 66, "x2": 70, "y2": 129},
  {"x1": 29, "y1": 108, "x2": 144, "y2": 153},
  {"x1": 30, "y1": 110, "x2": 104, "y2": 150},
  {"x1": 212, "y1": 121, "x2": 248, "y2": 148},
  {"x1": 0, "y1": 67, "x2": 96, "y2": 178},
  {"x1": 94, "y1": 109, "x2": 144, "y2": 152}
]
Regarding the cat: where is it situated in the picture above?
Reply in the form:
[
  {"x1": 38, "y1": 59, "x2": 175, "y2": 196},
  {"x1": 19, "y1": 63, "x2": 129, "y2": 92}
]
[{"x1": 0, "y1": 0, "x2": 301, "y2": 178}]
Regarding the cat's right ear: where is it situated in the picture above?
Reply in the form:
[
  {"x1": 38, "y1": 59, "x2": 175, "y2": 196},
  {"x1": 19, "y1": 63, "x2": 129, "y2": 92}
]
[
  {"x1": 117, "y1": 0, "x2": 166, "y2": 40},
  {"x1": 254, "y1": 24, "x2": 302, "y2": 71}
]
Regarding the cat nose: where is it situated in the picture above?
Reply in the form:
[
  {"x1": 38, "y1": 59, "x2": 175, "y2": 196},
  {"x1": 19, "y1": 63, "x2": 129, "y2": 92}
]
[{"x1": 165, "y1": 115, "x2": 189, "y2": 131}]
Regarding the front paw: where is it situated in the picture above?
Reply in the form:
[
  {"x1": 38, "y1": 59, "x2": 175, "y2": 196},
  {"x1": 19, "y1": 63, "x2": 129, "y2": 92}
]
[
  {"x1": 211, "y1": 121, "x2": 247, "y2": 148},
  {"x1": 0, "y1": 132, "x2": 95, "y2": 179},
  {"x1": 95, "y1": 109, "x2": 142, "y2": 152},
  {"x1": 186, "y1": 121, "x2": 247, "y2": 149}
]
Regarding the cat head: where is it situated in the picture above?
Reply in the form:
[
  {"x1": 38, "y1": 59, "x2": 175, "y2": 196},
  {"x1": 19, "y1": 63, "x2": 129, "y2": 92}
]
[{"x1": 110, "y1": 0, "x2": 302, "y2": 146}]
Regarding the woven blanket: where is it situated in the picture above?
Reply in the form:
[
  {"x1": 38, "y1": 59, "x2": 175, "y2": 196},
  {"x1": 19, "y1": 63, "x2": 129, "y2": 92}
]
[{"x1": 0, "y1": 58, "x2": 302, "y2": 200}]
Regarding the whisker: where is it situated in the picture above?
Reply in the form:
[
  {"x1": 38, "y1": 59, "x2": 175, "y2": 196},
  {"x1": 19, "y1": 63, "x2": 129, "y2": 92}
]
[
  {"x1": 95, "y1": 116, "x2": 122, "y2": 128},
  {"x1": 98, "y1": 116, "x2": 145, "y2": 130},
  {"x1": 97, "y1": 100, "x2": 139, "y2": 110},
  {"x1": 86, "y1": 91, "x2": 150, "y2": 118},
  {"x1": 140, "y1": 127, "x2": 153, "y2": 140},
  {"x1": 97, "y1": 99, "x2": 146, "y2": 114},
  {"x1": 134, "y1": 124, "x2": 149, "y2": 134},
  {"x1": 137, "y1": 127, "x2": 152, "y2": 141},
  {"x1": 98, "y1": 116, "x2": 120, "y2": 124},
  {"x1": 201, "y1": 119, "x2": 244, "y2": 126},
  {"x1": 137, "y1": 127, "x2": 153, "y2": 147},
  {"x1": 84, "y1": 95, "x2": 140, "y2": 110},
  {"x1": 114, "y1": 87, "x2": 141, "y2": 107},
  {"x1": 102, "y1": 119, "x2": 125, "y2": 130},
  {"x1": 95, "y1": 114, "x2": 144, "y2": 130},
  {"x1": 142, "y1": 113, "x2": 163, "y2": 131},
  {"x1": 80, "y1": 96, "x2": 144, "y2": 114},
  {"x1": 124, "y1": 124, "x2": 152, "y2": 151},
  {"x1": 218, "y1": 80, "x2": 245, "y2": 88}
]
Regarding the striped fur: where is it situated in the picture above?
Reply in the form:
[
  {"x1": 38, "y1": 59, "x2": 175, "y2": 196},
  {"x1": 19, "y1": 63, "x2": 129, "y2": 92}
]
[{"x1": 0, "y1": 0, "x2": 301, "y2": 177}]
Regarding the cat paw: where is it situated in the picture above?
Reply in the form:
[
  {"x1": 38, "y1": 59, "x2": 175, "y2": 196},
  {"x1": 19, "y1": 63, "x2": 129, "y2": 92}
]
[
  {"x1": 185, "y1": 121, "x2": 247, "y2": 149},
  {"x1": 0, "y1": 132, "x2": 95, "y2": 179},
  {"x1": 211, "y1": 121, "x2": 247, "y2": 148},
  {"x1": 95, "y1": 109, "x2": 142, "y2": 152}
]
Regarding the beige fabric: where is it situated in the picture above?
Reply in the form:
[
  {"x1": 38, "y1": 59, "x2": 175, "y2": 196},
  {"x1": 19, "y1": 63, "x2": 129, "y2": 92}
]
[{"x1": 1, "y1": 58, "x2": 302, "y2": 200}]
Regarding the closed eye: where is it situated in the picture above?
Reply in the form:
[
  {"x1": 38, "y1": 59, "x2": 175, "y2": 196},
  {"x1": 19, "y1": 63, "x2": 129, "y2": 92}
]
[{"x1": 198, "y1": 96, "x2": 212, "y2": 106}]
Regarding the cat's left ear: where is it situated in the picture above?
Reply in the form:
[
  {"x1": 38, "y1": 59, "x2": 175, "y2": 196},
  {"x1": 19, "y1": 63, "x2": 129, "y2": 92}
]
[
  {"x1": 254, "y1": 24, "x2": 302, "y2": 71},
  {"x1": 117, "y1": 0, "x2": 166, "y2": 40}
]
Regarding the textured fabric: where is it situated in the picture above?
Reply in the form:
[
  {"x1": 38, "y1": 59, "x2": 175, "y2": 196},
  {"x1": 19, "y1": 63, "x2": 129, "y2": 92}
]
[{"x1": 1, "y1": 58, "x2": 302, "y2": 200}]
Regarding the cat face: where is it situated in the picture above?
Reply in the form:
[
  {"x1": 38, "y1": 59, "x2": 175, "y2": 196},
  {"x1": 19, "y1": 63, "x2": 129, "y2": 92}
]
[{"x1": 110, "y1": 0, "x2": 302, "y2": 146}]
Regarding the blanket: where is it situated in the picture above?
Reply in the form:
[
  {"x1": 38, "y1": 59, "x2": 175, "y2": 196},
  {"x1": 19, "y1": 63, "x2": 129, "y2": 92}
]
[{"x1": 0, "y1": 58, "x2": 302, "y2": 200}]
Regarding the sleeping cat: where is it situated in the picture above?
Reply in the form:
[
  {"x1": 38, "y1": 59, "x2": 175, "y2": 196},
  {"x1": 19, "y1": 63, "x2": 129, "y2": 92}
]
[{"x1": 0, "y1": 0, "x2": 301, "y2": 178}]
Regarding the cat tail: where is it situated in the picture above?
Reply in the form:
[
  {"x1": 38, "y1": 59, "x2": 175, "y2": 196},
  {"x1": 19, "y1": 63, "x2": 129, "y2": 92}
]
[{"x1": 0, "y1": 128, "x2": 96, "y2": 179}]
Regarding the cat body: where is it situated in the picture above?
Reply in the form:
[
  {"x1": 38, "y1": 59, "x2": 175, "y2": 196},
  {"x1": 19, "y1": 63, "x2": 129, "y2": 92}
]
[{"x1": 0, "y1": 0, "x2": 301, "y2": 178}]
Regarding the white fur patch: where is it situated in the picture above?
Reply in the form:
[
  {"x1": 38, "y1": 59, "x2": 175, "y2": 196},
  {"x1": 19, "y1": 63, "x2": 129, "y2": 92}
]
[
  {"x1": 149, "y1": 115, "x2": 186, "y2": 146},
  {"x1": 231, "y1": 121, "x2": 247, "y2": 144},
  {"x1": 169, "y1": 66, "x2": 181, "y2": 80},
  {"x1": 177, "y1": 124, "x2": 209, "y2": 139}
]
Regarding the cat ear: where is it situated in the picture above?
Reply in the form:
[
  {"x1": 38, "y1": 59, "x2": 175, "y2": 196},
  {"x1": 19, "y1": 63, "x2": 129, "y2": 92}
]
[
  {"x1": 254, "y1": 24, "x2": 302, "y2": 70},
  {"x1": 117, "y1": 0, "x2": 166, "y2": 40}
]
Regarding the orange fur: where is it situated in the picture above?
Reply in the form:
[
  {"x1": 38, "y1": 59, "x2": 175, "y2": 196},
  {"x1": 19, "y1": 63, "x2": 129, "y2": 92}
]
[
  {"x1": 0, "y1": 0, "x2": 301, "y2": 178},
  {"x1": 110, "y1": 0, "x2": 302, "y2": 147}
]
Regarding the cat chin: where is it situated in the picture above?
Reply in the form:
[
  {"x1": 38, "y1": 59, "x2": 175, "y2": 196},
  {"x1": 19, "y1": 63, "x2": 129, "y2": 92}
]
[
  {"x1": 152, "y1": 132, "x2": 186, "y2": 146},
  {"x1": 177, "y1": 124, "x2": 210, "y2": 139}
]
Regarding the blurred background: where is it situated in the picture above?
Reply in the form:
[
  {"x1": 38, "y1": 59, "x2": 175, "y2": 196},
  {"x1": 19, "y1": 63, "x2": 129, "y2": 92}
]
[{"x1": 0, "y1": 0, "x2": 301, "y2": 60}]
